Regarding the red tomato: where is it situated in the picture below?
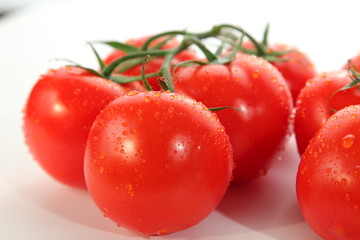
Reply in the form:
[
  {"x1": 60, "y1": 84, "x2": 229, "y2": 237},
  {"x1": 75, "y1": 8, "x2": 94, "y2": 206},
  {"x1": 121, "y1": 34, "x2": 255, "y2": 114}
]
[
  {"x1": 269, "y1": 43, "x2": 316, "y2": 101},
  {"x1": 23, "y1": 66, "x2": 124, "y2": 188},
  {"x1": 104, "y1": 36, "x2": 197, "y2": 90},
  {"x1": 296, "y1": 105, "x2": 360, "y2": 240},
  {"x1": 173, "y1": 53, "x2": 293, "y2": 183},
  {"x1": 294, "y1": 70, "x2": 360, "y2": 155},
  {"x1": 84, "y1": 91, "x2": 233, "y2": 235},
  {"x1": 342, "y1": 54, "x2": 360, "y2": 70},
  {"x1": 242, "y1": 41, "x2": 316, "y2": 102}
]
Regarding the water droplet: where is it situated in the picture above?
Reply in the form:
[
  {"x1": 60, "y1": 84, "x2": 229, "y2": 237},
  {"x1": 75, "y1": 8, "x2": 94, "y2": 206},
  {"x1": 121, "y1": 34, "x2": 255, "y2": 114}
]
[
  {"x1": 342, "y1": 134, "x2": 355, "y2": 148},
  {"x1": 345, "y1": 193, "x2": 351, "y2": 201},
  {"x1": 326, "y1": 168, "x2": 332, "y2": 174},
  {"x1": 168, "y1": 107, "x2": 174, "y2": 113},
  {"x1": 252, "y1": 71, "x2": 260, "y2": 78},
  {"x1": 130, "y1": 128, "x2": 137, "y2": 134},
  {"x1": 102, "y1": 207, "x2": 109, "y2": 217},
  {"x1": 73, "y1": 88, "x2": 81, "y2": 95},
  {"x1": 157, "y1": 229, "x2": 167, "y2": 236},
  {"x1": 144, "y1": 96, "x2": 152, "y2": 102},
  {"x1": 136, "y1": 109, "x2": 142, "y2": 116},
  {"x1": 217, "y1": 127, "x2": 225, "y2": 132},
  {"x1": 122, "y1": 130, "x2": 128, "y2": 136},
  {"x1": 125, "y1": 183, "x2": 135, "y2": 196},
  {"x1": 341, "y1": 178, "x2": 348, "y2": 185},
  {"x1": 122, "y1": 122, "x2": 128, "y2": 127},
  {"x1": 127, "y1": 90, "x2": 139, "y2": 96}
]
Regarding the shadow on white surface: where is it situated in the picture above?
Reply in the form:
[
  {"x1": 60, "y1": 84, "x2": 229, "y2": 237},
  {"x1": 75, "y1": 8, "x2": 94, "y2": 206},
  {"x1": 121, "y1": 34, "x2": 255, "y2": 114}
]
[{"x1": 15, "y1": 177, "x2": 147, "y2": 239}]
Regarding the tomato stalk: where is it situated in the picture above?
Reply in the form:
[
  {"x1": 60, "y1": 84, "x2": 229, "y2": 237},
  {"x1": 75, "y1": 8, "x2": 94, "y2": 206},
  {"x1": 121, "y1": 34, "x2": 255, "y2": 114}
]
[
  {"x1": 328, "y1": 60, "x2": 360, "y2": 112},
  {"x1": 91, "y1": 24, "x2": 284, "y2": 92}
]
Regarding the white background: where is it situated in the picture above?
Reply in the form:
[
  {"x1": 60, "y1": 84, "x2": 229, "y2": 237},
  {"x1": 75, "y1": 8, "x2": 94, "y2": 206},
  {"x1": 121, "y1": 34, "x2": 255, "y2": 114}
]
[{"x1": 1, "y1": 0, "x2": 359, "y2": 239}]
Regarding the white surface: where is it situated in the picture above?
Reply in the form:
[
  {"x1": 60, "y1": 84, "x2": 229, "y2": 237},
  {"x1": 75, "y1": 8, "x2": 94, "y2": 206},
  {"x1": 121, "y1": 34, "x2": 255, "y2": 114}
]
[{"x1": 1, "y1": 0, "x2": 359, "y2": 239}]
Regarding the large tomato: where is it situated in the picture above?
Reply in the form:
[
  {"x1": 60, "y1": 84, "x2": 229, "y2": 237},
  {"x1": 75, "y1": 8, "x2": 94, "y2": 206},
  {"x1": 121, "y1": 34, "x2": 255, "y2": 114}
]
[
  {"x1": 84, "y1": 91, "x2": 233, "y2": 235},
  {"x1": 104, "y1": 36, "x2": 197, "y2": 90},
  {"x1": 23, "y1": 66, "x2": 124, "y2": 188},
  {"x1": 294, "y1": 70, "x2": 360, "y2": 155},
  {"x1": 296, "y1": 105, "x2": 360, "y2": 240},
  {"x1": 173, "y1": 53, "x2": 293, "y2": 183}
]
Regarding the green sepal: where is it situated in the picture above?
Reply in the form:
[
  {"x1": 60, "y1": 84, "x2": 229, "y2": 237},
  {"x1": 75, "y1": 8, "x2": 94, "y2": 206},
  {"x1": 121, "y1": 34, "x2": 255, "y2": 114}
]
[
  {"x1": 99, "y1": 41, "x2": 139, "y2": 53},
  {"x1": 87, "y1": 42, "x2": 105, "y2": 70},
  {"x1": 208, "y1": 106, "x2": 240, "y2": 112}
]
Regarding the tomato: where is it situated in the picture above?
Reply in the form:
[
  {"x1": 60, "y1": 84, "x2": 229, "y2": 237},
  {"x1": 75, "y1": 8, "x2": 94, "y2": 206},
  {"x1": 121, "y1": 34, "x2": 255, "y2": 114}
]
[
  {"x1": 173, "y1": 53, "x2": 293, "y2": 183},
  {"x1": 23, "y1": 66, "x2": 124, "y2": 189},
  {"x1": 342, "y1": 54, "x2": 360, "y2": 70},
  {"x1": 296, "y1": 105, "x2": 360, "y2": 240},
  {"x1": 104, "y1": 36, "x2": 197, "y2": 91},
  {"x1": 84, "y1": 91, "x2": 233, "y2": 235},
  {"x1": 242, "y1": 41, "x2": 316, "y2": 102},
  {"x1": 294, "y1": 70, "x2": 360, "y2": 155},
  {"x1": 269, "y1": 43, "x2": 316, "y2": 101}
]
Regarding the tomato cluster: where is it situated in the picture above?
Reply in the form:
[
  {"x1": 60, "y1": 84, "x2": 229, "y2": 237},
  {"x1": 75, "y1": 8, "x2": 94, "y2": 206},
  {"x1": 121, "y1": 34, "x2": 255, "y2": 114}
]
[{"x1": 22, "y1": 23, "x2": 360, "y2": 239}]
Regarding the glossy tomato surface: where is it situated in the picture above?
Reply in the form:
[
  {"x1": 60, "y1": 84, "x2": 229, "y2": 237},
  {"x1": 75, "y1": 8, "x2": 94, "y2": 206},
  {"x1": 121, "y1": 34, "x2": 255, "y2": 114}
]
[
  {"x1": 294, "y1": 70, "x2": 360, "y2": 155},
  {"x1": 23, "y1": 66, "x2": 124, "y2": 188},
  {"x1": 173, "y1": 53, "x2": 293, "y2": 183},
  {"x1": 242, "y1": 41, "x2": 316, "y2": 102},
  {"x1": 84, "y1": 91, "x2": 233, "y2": 235},
  {"x1": 269, "y1": 43, "x2": 316, "y2": 102},
  {"x1": 297, "y1": 105, "x2": 360, "y2": 240}
]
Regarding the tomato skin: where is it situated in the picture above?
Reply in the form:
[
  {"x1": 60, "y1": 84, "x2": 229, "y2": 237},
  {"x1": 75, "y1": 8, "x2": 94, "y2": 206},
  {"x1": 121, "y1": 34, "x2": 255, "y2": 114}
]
[
  {"x1": 23, "y1": 67, "x2": 124, "y2": 189},
  {"x1": 342, "y1": 54, "x2": 360, "y2": 70},
  {"x1": 84, "y1": 91, "x2": 233, "y2": 235},
  {"x1": 269, "y1": 43, "x2": 316, "y2": 102},
  {"x1": 296, "y1": 105, "x2": 360, "y2": 240},
  {"x1": 173, "y1": 53, "x2": 293, "y2": 183},
  {"x1": 104, "y1": 36, "x2": 197, "y2": 91},
  {"x1": 242, "y1": 42, "x2": 316, "y2": 102},
  {"x1": 294, "y1": 70, "x2": 360, "y2": 155}
]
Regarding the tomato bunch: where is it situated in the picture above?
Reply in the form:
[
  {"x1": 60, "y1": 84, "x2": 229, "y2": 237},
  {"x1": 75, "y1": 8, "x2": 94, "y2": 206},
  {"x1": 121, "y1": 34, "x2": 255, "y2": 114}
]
[{"x1": 23, "y1": 23, "x2": 360, "y2": 239}]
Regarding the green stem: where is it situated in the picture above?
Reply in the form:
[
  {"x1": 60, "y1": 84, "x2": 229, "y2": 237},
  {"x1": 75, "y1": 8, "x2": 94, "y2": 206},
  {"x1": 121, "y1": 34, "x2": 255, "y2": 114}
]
[
  {"x1": 216, "y1": 24, "x2": 267, "y2": 56},
  {"x1": 110, "y1": 72, "x2": 160, "y2": 84},
  {"x1": 101, "y1": 49, "x2": 170, "y2": 78},
  {"x1": 141, "y1": 55, "x2": 153, "y2": 91}
]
